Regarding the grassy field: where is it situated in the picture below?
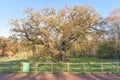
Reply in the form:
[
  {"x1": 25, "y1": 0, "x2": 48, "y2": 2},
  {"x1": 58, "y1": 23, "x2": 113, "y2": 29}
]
[
  {"x1": 68, "y1": 57, "x2": 120, "y2": 62},
  {"x1": 0, "y1": 57, "x2": 119, "y2": 73},
  {"x1": 0, "y1": 57, "x2": 120, "y2": 63}
]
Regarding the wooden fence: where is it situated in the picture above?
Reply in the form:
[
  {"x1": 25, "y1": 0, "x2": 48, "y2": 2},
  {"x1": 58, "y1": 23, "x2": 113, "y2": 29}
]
[{"x1": 0, "y1": 62, "x2": 119, "y2": 73}]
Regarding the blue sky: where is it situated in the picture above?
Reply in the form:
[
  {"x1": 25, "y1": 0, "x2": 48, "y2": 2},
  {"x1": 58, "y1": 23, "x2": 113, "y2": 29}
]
[{"x1": 0, "y1": 0, "x2": 120, "y2": 37}]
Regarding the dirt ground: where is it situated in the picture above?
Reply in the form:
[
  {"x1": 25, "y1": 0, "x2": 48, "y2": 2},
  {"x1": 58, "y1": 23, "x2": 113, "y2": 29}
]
[{"x1": 0, "y1": 73, "x2": 120, "y2": 80}]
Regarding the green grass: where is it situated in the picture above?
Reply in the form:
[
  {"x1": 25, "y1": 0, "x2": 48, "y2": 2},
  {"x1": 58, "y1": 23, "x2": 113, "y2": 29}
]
[
  {"x1": 68, "y1": 57, "x2": 120, "y2": 62},
  {"x1": 0, "y1": 57, "x2": 119, "y2": 63},
  {"x1": 0, "y1": 57, "x2": 119, "y2": 73}
]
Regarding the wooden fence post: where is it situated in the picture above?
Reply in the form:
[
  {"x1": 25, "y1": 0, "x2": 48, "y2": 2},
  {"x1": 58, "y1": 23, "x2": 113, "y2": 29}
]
[
  {"x1": 51, "y1": 62, "x2": 53, "y2": 73},
  {"x1": 83, "y1": 62, "x2": 85, "y2": 73},
  {"x1": 36, "y1": 62, "x2": 38, "y2": 73},
  {"x1": 67, "y1": 62, "x2": 69, "y2": 72},
  {"x1": 101, "y1": 61, "x2": 103, "y2": 72},
  {"x1": 116, "y1": 62, "x2": 119, "y2": 73},
  {"x1": 21, "y1": 62, "x2": 23, "y2": 73},
  {"x1": 9, "y1": 61, "x2": 13, "y2": 72}
]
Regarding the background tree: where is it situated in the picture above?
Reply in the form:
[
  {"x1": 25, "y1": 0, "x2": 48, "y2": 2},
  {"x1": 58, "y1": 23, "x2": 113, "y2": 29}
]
[
  {"x1": 0, "y1": 37, "x2": 7, "y2": 57},
  {"x1": 96, "y1": 8, "x2": 120, "y2": 59}
]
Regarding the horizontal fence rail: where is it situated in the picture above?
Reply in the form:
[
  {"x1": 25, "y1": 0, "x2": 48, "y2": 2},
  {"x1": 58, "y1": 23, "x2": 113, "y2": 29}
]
[{"x1": 0, "y1": 62, "x2": 119, "y2": 73}]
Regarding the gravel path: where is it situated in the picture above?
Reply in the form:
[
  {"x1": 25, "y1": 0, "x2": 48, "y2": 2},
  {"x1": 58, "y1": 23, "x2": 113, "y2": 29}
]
[{"x1": 0, "y1": 73, "x2": 120, "y2": 80}]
